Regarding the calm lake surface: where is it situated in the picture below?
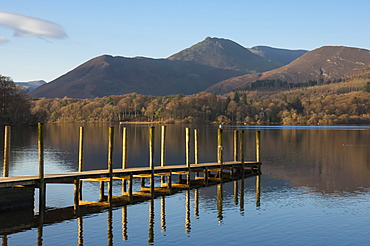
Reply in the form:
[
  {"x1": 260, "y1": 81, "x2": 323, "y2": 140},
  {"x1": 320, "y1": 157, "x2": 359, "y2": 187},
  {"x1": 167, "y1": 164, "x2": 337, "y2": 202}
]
[{"x1": 1, "y1": 124, "x2": 370, "y2": 245}]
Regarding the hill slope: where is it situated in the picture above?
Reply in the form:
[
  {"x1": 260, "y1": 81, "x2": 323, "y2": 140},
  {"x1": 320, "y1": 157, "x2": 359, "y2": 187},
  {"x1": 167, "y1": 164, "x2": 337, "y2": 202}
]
[
  {"x1": 167, "y1": 37, "x2": 280, "y2": 73},
  {"x1": 29, "y1": 55, "x2": 242, "y2": 98},
  {"x1": 248, "y1": 46, "x2": 308, "y2": 66},
  {"x1": 205, "y1": 46, "x2": 370, "y2": 94},
  {"x1": 15, "y1": 80, "x2": 46, "y2": 92}
]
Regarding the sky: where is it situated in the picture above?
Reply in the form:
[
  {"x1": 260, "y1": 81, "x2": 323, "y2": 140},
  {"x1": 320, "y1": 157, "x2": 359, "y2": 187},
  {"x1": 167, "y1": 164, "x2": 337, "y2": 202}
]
[{"x1": 1, "y1": 0, "x2": 370, "y2": 82}]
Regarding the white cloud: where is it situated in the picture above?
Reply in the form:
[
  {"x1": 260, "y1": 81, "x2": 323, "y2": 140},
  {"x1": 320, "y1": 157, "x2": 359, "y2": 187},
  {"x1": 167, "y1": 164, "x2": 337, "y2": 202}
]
[
  {"x1": 0, "y1": 35, "x2": 8, "y2": 44},
  {"x1": 0, "y1": 10, "x2": 67, "y2": 43}
]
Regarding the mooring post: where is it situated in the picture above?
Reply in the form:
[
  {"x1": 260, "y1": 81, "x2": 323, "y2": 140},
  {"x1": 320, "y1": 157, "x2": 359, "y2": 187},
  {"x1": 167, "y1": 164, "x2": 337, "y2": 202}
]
[
  {"x1": 3, "y1": 126, "x2": 10, "y2": 177},
  {"x1": 77, "y1": 126, "x2": 84, "y2": 201},
  {"x1": 240, "y1": 130, "x2": 245, "y2": 176},
  {"x1": 256, "y1": 130, "x2": 261, "y2": 163},
  {"x1": 217, "y1": 127, "x2": 223, "y2": 181},
  {"x1": 233, "y1": 130, "x2": 239, "y2": 162},
  {"x1": 185, "y1": 127, "x2": 191, "y2": 185},
  {"x1": 122, "y1": 127, "x2": 127, "y2": 192},
  {"x1": 149, "y1": 126, "x2": 155, "y2": 197},
  {"x1": 194, "y1": 129, "x2": 199, "y2": 164},
  {"x1": 194, "y1": 128, "x2": 199, "y2": 178},
  {"x1": 161, "y1": 125, "x2": 166, "y2": 167},
  {"x1": 107, "y1": 127, "x2": 114, "y2": 204},
  {"x1": 160, "y1": 125, "x2": 166, "y2": 185},
  {"x1": 38, "y1": 123, "x2": 46, "y2": 215},
  {"x1": 217, "y1": 128, "x2": 223, "y2": 164}
]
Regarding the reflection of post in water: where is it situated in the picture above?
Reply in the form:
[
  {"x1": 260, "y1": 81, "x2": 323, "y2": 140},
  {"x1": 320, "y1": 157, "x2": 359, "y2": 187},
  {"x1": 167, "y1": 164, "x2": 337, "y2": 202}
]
[
  {"x1": 194, "y1": 189, "x2": 199, "y2": 219},
  {"x1": 233, "y1": 180, "x2": 239, "y2": 205},
  {"x1": 2, "y1": 235, "x2": 8, "y2": 246},
  {"x1": 161, "y1": 196, "x2": 166, "y2": 233},
  {"x1": 185, "y1": 189, "x2": 191, "y2": 234},
  {"x1": 37, "y1": 223, "x2": 43, "y2": 246},
  {"x1": 240, "y1": 178, "x2": 245, "y2": 215},
  {"x1": 107, "y1": 207, "x2": 113, "y2": 246},
  {"x1": 256, "y1": 175, "x2": 261, "y2": 208},
  {"x1": 217, "y1": 183, "x2": 223, "y2": 223},
  {"x1": 122, "y1": 206, "x2": 128, "y2": 241},
  {"x1": 78, "y1": 216, "x2": 83, "y2": 246},
  {"x1": 148, "y1": 198, "x2": 155, "y2": 244}
]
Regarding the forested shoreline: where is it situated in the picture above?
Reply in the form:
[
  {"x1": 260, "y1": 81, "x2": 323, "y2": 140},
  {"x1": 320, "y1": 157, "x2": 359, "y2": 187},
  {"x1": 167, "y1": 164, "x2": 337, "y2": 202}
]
[{"x1": 2, "y1": 69, "x2": 370, "y2": 126}]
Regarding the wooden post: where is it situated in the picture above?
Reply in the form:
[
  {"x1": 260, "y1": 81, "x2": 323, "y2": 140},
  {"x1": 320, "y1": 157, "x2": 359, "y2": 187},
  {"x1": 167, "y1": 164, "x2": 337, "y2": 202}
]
[
  {"x1": 107, "y1": 127, "x2": 114, "y2": 204},
  {"x1": 160, "y1": 125, "x2": 166, "y2": 185},
  {"x1": 217, "y1": 128, "x2": 223, "y2": 164},
  {"x1": 149, "y1": 126, "x2": 155, "y2": 197},
  {"x1": 256, "y1": 130, "x2": 261, "y2": 163},
  {"x1": 240, "y1": 130, "x2": 245, "y2": 164},
  {"x1": 194, "y1": 129, "x2": 199, "y2": 164},
  {"x1": 161, "y1": 125, "x2": 166, "y2": 167},
  {"x1": 149, "y1": 127, "x2": 155, "y2": 170},
  {"x1": 240, "y1": 130, "x2": 245, "y2": 177},
  {"x1": 99, "y1": 181, "x2": 105, "y2": 201},
  {"x1": 194, "y1": 128, "x2": 199, "y2": 178},
  {"x1": 233, "y1": 130, "x2": 239, "y2": 162},
  {"x1": 122, "y1": 127, "x2": 127, "y2": 192},
  {"x1": 185, "y1": 127, "x2": 191, "y2": 185},
  {"x1": 185, "y1": 127, "x2": 190, "y2": 168},
  {"x1": 122, "y1": 127, "x2": 127, "y2": 169},
  {"x1": 3, "y1": 126, "x2": 10, "y2": 177},
  {"x1": 78, "y1": 127, "x2": 84, "y2": 172},
  {"x1": 38, "y1": 123, "x2": 46, "y2": 214},
  {"x1": 78, "y1": 126, "x2": 84, "y2": 201}
]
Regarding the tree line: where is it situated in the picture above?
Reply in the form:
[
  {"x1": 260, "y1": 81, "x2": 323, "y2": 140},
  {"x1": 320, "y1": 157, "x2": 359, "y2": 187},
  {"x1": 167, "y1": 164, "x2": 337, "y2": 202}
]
[{"x1": 2, "y1": 71, "x2": 370, "y2": 125}]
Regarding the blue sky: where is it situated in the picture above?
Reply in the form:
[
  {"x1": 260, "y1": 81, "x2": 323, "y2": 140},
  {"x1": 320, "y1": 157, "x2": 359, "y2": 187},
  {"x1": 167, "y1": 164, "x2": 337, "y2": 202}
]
[{"x1": 1, "y1": 0, "x2": 369, "y2": 82}]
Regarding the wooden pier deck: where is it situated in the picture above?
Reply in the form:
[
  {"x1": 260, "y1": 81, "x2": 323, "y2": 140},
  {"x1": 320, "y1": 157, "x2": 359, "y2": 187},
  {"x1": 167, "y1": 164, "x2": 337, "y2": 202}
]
[{"x1": 0, "y1": 161, "x2": 260, "y2": 188}]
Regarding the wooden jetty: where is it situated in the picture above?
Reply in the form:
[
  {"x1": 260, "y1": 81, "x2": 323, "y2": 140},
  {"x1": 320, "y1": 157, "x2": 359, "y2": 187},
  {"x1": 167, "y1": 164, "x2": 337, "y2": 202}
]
[{"x1": 0, "y1": 124, "x2": 261, "y2": 237}]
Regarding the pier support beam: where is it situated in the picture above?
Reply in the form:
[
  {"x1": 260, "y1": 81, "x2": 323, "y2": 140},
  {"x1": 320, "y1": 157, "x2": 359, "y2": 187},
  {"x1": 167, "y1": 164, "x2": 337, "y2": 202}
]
[{"x1": 3, "y1": 126, "x2": 10, "y2": 177}]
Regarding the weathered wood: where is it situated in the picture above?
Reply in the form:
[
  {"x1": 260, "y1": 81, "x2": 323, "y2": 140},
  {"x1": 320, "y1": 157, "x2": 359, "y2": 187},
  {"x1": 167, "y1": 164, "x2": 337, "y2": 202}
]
[
  {"x1": 38, "y1": 123, "x2": 46, "y2": 215},
  {"x1": 256, "y1": 130, "x2": 261, "y2": 162},
  {"x1": 217, "y1": 128, "x2": 223, "y2": 164},
  {"x1": 107, "y1": 127, "x2": 114, "y2": 204},
  {"x1": 161, "y1": 125, "x2": 166, "y2": 167},
  {"x1": 233, "y1": 130, "x2": 239, "y2": 162},
  {"x1": 3, "y1": 126, "x2": 10, "y2": 177},
  {"x1": 149, "y1": 126, "x2": 154, "y2": 170},
  {"x1": 78, "y1": 126, "x2": 84, "y2": 200},
  {"x1": 194, "y1": 129, "x2": 199, "y2": 164},
  {"x1": 240, "y1": 130, "x2": 245, "y2": 164},
  {"x1": 186, "y1": 127, "x2": 190, "y2": 168},
  {"x1": 122, "y1": 127, "x2": 127, "y2": 169}
]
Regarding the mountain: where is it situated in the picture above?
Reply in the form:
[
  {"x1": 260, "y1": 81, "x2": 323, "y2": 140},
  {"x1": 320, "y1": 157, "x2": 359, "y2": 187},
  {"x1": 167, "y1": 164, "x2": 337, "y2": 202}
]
[
  {"x1": 167, "y1": 37, "x2": 280, "y2": 73},
  {"x1": 248, "y1": 46, "x2": 308, "y2": 66},
  {"x1": 15, "y1": 80, "x2": 46, "y2": 92},
  {"x1": 28, "y1": 55, "x2": 242, "y2": 98},
  {"x1": 205, "y1": 46, "x2": 370, "y2": 94}
]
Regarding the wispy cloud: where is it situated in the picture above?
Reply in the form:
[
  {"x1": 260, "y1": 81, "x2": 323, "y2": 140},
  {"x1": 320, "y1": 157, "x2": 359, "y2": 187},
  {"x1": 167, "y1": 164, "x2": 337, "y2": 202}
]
[{"x1": 0, "y1": 10, "x2": 67, "y2": 43}]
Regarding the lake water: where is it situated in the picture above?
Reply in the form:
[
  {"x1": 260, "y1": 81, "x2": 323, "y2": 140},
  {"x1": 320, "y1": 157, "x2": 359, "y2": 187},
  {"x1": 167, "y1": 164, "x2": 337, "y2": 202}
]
[{"x1": 1, "y1": 124, "x2": 370, "y2": 245}]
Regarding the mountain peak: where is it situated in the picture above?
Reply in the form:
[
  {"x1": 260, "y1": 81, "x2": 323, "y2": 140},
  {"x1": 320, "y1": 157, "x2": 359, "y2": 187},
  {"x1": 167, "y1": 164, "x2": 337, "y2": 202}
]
[{"x1": 168, "y1": 37, "x2": 279, "y2": 73}]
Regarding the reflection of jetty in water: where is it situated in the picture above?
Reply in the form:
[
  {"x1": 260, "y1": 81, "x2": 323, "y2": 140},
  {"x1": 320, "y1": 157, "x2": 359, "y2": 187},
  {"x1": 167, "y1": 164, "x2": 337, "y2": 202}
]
[
  {"x1": 1, "y1": 125, "x2": 262, "y2": 244},
  {"x1": 1, "y1": 173, "x2": 261, "y2": 245}
]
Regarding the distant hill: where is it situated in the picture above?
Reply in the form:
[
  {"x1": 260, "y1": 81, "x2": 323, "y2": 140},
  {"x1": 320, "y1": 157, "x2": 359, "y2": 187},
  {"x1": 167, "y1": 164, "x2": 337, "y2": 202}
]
[
  {"x1": 167, "y1": 37, "x2": 280, "y2": 73},
  {"x1": 205, "y1": 46, "x2": 370, "y2": 94},
  {"x1": 15, "y1": 80, "x2": 46, "y2": 92},
  {"x1": 248, "y1": 46, "x2": 308, "y2": 66},
  {"x1": 29, "y1": 55, "x2": 242, "y2": 98}
]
